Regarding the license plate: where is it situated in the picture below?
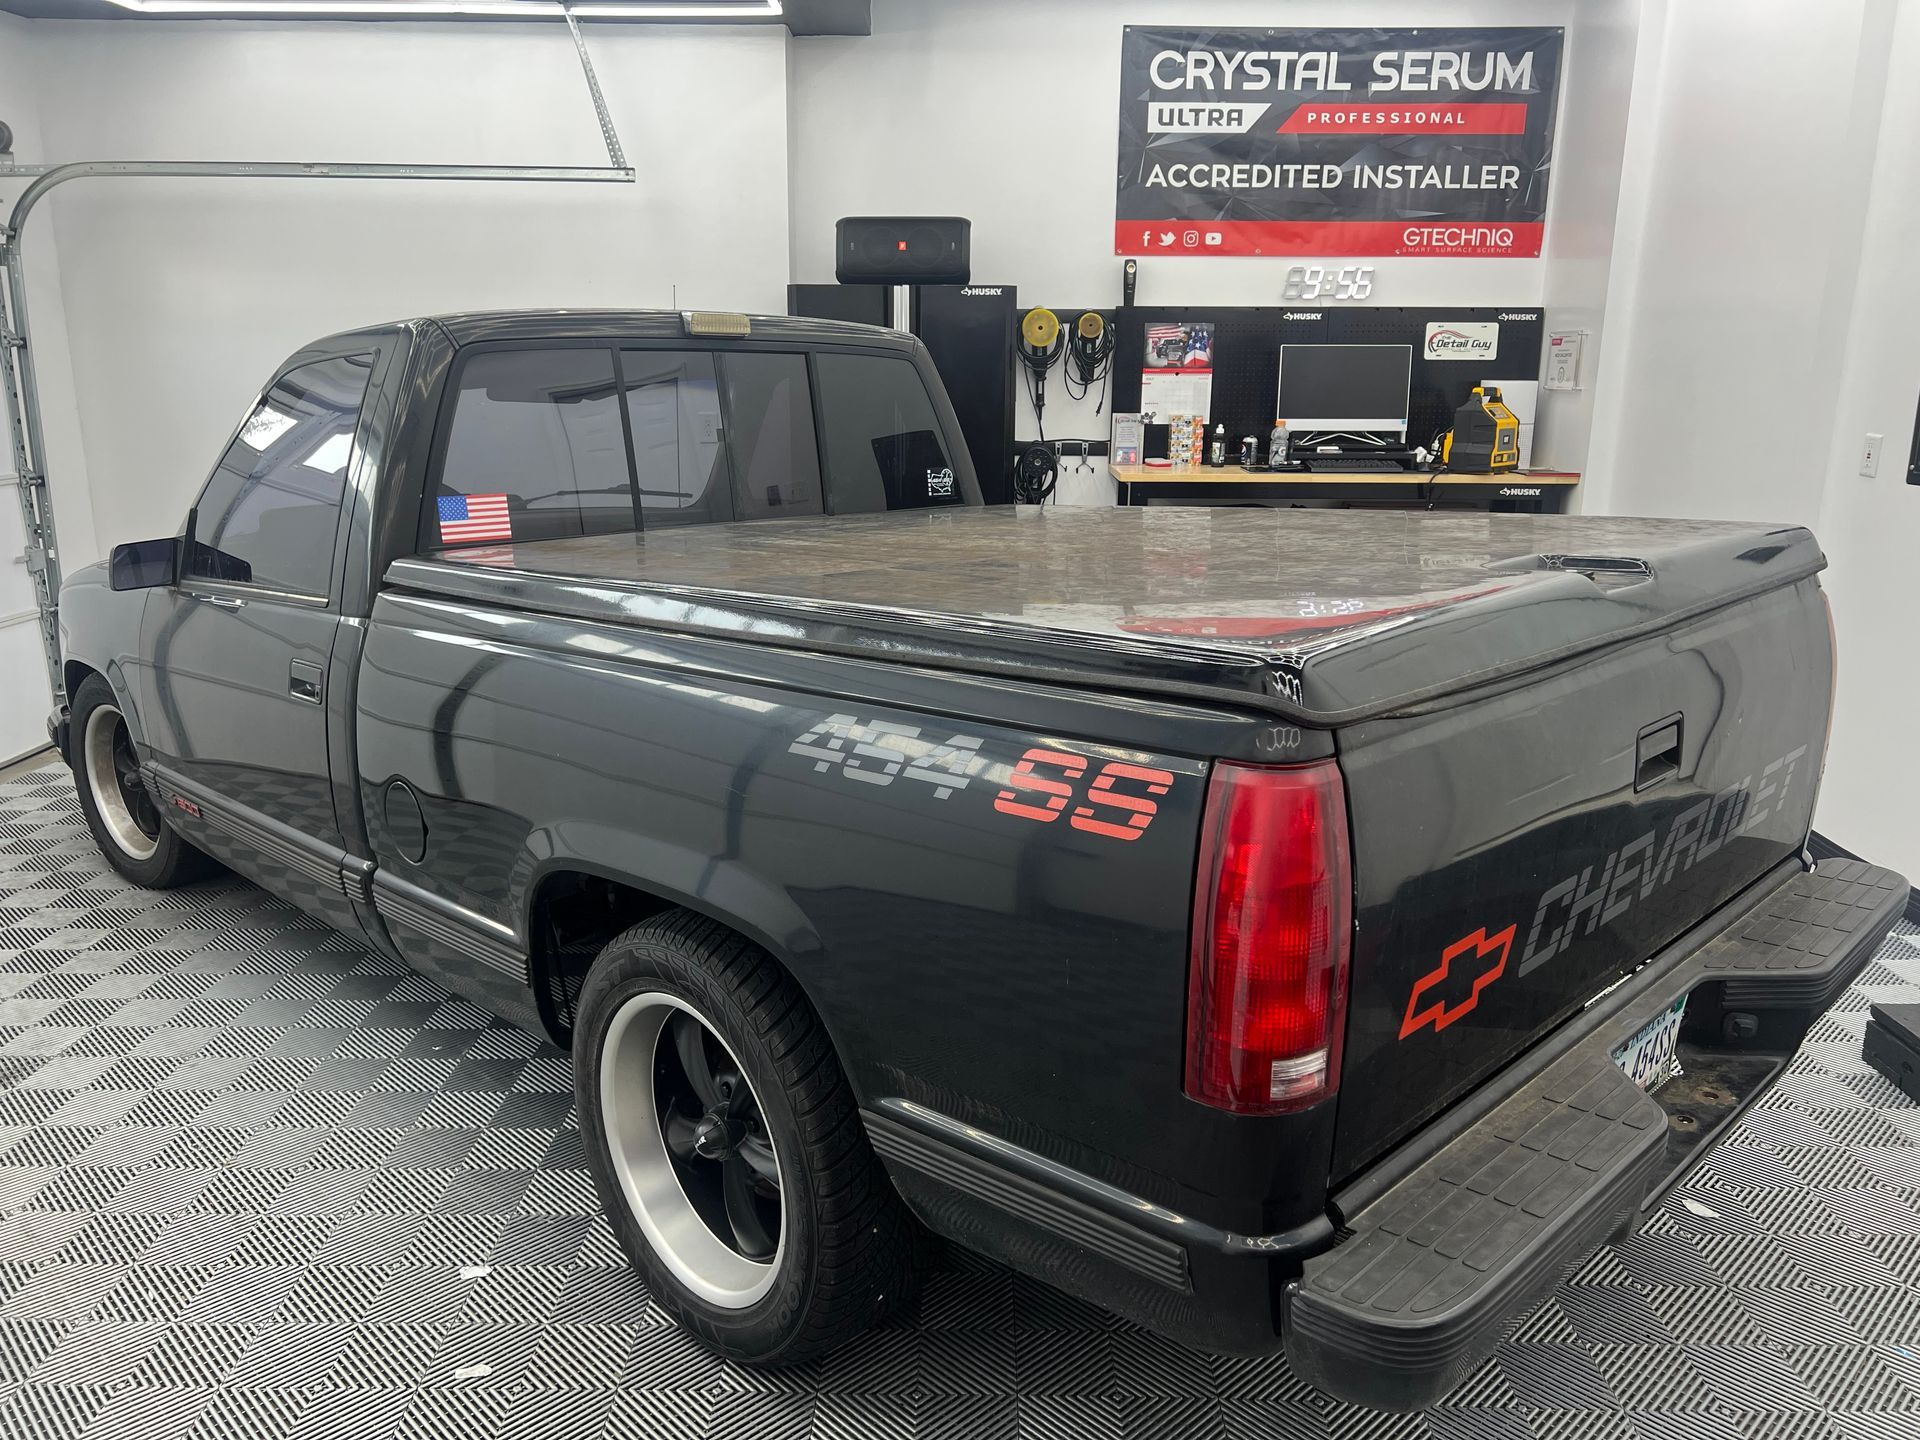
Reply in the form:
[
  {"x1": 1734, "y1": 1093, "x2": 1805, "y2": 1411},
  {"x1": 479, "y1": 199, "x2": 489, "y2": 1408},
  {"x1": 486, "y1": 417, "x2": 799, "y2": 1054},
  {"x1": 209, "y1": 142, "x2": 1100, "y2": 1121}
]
[{"x1": 1612, "y1": 997, "x2": 1686, "y2": 1092}]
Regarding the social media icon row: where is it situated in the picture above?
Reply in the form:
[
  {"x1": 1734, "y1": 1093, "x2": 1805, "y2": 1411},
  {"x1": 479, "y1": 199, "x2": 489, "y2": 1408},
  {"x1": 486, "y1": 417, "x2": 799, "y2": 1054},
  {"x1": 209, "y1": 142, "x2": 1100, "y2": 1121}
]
[{"x1": 1138, "y1": 229, "x2": 1227, "y2": 248}]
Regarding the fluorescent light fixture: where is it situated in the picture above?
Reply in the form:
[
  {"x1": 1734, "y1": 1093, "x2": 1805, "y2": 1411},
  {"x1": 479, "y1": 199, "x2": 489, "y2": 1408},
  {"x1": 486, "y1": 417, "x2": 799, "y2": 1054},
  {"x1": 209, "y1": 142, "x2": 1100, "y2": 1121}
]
[{"x1": 105, "y1": 1, "x2": 782, "y2": 16}]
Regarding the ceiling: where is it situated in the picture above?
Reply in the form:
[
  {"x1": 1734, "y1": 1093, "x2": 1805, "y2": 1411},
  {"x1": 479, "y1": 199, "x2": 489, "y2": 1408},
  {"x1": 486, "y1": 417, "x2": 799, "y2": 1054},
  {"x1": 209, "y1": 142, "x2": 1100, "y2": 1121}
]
[{"x1": 0, "y1": 0, "x2": 869, "y2": 33}]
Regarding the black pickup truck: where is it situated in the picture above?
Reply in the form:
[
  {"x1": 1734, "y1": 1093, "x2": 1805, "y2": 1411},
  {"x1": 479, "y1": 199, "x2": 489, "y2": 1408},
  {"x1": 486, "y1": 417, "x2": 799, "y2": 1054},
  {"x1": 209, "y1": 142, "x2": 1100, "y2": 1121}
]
[{"x1": 52, "y1": 310, "x2": 1905, "y2": 1410}]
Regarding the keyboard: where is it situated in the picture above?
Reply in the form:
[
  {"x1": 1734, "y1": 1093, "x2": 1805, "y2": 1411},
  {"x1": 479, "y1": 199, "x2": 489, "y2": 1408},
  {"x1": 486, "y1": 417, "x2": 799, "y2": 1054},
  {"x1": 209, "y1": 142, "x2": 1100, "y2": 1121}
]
[{"x1": 1300, "y1": 455, "x2": 1412, "y2": 473}]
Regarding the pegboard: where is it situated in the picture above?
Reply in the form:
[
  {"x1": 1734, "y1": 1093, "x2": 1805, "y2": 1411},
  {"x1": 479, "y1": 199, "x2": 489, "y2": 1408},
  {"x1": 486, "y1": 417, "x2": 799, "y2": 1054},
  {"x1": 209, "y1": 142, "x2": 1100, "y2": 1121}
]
[{"x1": 1112, "y1": 305, "x2": 1544, "y2": 455}]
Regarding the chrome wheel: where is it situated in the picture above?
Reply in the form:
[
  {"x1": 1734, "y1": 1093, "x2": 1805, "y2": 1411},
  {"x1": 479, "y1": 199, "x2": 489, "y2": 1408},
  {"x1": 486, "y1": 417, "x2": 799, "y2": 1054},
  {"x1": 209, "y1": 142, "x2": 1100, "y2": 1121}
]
[
  {"x1": 599, "y1": 991, "x2": 784, "y2": 1308},
  {"x1": 84, "y1": 703, "x2": 160, "y2": 862}
]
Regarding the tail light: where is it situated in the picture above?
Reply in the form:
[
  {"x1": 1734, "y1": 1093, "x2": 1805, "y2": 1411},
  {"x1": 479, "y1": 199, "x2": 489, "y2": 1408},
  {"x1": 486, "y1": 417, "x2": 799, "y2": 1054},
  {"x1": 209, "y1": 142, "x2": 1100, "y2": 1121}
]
[{"x1": 1185, "y1": 759, "x2": 1353, "y2": 1115}]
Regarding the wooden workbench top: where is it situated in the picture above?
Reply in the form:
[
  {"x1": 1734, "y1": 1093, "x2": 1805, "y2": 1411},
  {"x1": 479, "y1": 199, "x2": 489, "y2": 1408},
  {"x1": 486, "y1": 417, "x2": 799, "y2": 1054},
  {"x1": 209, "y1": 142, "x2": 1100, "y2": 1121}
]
[{"x1": 1108, "y1": 463, "x2": 1580, "y2": 487}]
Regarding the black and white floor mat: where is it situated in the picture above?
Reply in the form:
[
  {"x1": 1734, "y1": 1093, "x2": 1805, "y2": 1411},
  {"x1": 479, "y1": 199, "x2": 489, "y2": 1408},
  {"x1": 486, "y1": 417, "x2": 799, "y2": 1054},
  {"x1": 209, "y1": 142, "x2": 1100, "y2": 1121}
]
[{"x1": 2, "y1": 765, "x2": 1918, "y2": 1439}]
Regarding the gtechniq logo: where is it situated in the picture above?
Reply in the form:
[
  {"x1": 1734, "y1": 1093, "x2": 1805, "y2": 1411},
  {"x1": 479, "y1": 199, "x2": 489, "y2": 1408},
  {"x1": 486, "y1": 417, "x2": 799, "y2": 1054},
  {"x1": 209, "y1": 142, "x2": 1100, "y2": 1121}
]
[{"x1": 1402, "y1": 225, "x2": 1514, "y2": 249}]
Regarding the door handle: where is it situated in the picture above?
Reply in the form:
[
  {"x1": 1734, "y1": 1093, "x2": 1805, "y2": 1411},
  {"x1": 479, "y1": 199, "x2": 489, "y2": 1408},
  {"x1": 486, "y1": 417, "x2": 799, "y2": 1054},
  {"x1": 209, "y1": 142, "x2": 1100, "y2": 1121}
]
[
  {"x1": 289, "y1": 659, "x2": 324, "y2": 704},
  {"x1": 188, "y1": 591, "x2": 244, "y2": 609},
  {"x1": 1634, "y1": 715, "x2": 1683, "y2": 791}
]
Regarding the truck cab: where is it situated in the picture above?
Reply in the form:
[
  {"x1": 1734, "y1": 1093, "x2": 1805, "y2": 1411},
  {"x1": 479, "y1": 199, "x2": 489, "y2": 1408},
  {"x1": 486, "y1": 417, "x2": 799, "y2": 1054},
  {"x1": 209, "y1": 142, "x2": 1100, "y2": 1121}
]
[{"x1": 58, "y1": 310, "x2": 978, "y2": 947}]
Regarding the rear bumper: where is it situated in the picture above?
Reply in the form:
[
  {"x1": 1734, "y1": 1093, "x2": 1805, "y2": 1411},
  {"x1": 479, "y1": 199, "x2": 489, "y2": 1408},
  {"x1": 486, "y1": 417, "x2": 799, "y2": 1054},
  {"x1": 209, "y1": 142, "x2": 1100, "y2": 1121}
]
[
  {"x1": 863, "y1": 1098, "x2": 1338, "y2": 1356},
  {"x1": 1285, "y1": 857, "x2": 1908, "y2": 1410},
  {"x1": 865, "y1": 859, "x2": 1906, "y2": 1406},
  {"x1": 863, "y1": 859, "x2": 1905, "y2": 1407}
]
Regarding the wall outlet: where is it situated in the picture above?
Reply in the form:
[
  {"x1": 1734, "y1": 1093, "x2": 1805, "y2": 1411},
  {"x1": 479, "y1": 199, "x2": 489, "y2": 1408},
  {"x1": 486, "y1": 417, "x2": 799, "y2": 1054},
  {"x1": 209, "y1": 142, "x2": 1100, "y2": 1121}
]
[{"x1": 1860, "y1": 432, "x2": 1883, "y2": 477}]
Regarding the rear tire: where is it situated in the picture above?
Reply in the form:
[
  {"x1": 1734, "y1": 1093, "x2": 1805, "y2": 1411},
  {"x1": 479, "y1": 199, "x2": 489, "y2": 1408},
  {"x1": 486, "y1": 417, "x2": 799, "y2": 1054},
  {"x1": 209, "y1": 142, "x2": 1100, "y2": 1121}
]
[
  {"x1": 575, "y1": 909, "x2": 924, "y2": 1363},
  {"x1": 69, "y1": 673, "x2": 215, "y2": 889}
]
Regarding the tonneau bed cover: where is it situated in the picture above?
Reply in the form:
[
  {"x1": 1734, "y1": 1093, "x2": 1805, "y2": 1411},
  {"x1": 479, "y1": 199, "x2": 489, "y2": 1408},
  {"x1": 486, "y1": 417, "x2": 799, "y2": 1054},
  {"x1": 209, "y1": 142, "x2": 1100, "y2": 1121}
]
[{"x1": 382, "y1": 507, "x2": 1825, "y2": 726}]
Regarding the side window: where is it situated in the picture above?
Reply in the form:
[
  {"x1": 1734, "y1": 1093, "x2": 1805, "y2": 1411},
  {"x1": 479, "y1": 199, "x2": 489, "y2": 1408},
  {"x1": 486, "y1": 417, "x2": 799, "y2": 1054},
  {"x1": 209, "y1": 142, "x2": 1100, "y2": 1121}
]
[
  {"x1": 719, "y1": 353, "x2": 823, "y2": 521},
  {"x1": 618, "y1": 349, "x2": 731, "y2": 529},
  {"x1": 813, "y1": 353, "x2": 961, "y2": 514},
  {"x1": 432, "y1": 348, "x2": 632, "y2": 548},
  {"x1": 187, "y1": 353, "x2": 372, "y2": 596}
]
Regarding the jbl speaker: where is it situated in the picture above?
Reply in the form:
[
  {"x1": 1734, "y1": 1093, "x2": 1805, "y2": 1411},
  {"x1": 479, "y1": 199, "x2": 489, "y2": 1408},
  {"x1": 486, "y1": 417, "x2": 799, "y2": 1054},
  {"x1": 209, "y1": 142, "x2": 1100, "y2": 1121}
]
[{"x1": 835, "y1": 216, "x2": 971, "y2": 285}]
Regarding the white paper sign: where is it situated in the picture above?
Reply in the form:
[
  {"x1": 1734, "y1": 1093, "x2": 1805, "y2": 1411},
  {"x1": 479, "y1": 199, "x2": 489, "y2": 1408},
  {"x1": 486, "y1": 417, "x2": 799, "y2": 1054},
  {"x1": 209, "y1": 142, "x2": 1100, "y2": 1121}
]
[{"x1": 1544, "y1": 330, "x2": 1584, "y2": 390}]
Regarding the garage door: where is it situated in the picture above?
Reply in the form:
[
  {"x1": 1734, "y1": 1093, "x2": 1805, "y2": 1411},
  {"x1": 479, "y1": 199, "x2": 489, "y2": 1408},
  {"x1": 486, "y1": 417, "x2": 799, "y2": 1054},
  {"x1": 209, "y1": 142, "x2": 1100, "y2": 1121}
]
[{"x1": 0, "y1": 480, "x2": 52, "y2": 763}]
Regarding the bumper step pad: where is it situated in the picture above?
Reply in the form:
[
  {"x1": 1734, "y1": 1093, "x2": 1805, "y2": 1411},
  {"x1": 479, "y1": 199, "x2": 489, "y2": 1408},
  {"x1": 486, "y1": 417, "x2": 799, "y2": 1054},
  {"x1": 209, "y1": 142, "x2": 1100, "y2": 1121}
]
[
  {"x1": 1286, "y1": 860, "x2": 1907, "y2": 1412},
  {"x1": 1703, "y1": 857, "x2": 1910, "y2": 1010}
]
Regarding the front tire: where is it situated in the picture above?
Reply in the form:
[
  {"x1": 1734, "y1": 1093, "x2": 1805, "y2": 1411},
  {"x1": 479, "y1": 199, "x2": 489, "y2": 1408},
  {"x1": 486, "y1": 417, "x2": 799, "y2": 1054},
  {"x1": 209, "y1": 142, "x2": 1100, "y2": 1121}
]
[
  {"x1": 575, "y1": 910, "x2": 923, "y2": 1363},
  {"x1": 69, "y1": 673, "x2": 214, "y2": 888}
]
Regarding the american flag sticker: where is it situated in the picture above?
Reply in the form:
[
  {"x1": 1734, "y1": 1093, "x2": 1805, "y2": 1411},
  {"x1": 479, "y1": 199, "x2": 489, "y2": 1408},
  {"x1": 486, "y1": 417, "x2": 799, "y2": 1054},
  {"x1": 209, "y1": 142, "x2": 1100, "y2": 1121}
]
[{"x1": 437, "y1": 493, "x2": 513, "y2": 544}]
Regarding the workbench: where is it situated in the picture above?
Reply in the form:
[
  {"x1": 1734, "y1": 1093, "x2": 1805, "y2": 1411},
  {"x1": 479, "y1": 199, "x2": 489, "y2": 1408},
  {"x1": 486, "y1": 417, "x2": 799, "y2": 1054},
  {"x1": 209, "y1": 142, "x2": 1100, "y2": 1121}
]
[{"x1": 1108, "y1": 463, "x2": 1580, "y2": 513}]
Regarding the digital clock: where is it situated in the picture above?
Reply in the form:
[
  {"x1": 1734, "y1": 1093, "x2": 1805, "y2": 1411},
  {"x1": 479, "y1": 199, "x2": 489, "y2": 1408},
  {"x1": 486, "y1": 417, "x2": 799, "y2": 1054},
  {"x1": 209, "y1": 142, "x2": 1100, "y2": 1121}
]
[{"x1": 1282, "y1": 264, "x2": 1375, "y2": 302}]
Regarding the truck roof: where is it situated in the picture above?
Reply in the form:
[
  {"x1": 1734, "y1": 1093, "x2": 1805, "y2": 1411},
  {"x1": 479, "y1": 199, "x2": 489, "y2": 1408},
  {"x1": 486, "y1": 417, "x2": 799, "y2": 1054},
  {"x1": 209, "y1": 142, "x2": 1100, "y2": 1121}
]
[
  {"x1": 414, "y1": 309, "x2": 910, "y2": 350},
  {"x1": 291, "y1": 311, "x2": 908, "y2": 357},
  {"x1": 383, "y1": 507, "x2": 1826, "y2": 726}
]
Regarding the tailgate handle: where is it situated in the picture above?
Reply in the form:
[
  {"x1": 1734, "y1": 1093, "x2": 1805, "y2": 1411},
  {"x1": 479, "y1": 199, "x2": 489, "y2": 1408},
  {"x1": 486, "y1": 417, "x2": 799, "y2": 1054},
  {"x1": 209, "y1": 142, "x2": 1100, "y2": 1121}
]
[{"x1": 1635, "y1": 715, "x2": 1683, "y2": 791}]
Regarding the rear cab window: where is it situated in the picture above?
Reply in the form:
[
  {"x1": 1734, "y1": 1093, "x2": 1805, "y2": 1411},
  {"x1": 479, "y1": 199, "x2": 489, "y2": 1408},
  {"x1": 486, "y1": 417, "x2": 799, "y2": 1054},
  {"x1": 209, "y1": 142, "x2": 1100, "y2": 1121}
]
[
  {"x1": 720, "y1": 352, "x2": 822, "y2": 520},
  {"x1": 813, "y1": 352, "x2": 964, "y2": 514},
  {"x1": 431, "y1": 347, "x2": 635, "y2": 546},
  {"x1": 620, "y1": 350, "x2": 732, "y2": 528},
  {"x1": 421, "y1": 338, "x2": 968, "y2": 552}
]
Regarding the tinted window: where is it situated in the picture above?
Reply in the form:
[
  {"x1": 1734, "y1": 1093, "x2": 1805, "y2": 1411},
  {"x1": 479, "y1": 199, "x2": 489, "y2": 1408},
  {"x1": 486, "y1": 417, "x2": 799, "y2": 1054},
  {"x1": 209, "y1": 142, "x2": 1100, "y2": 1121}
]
[
  {"x1": 433, "y1": 348, "x2": 632, "y2": 547},
  {"x1": 720, "y1": 353, "x2": 822, "y2": 521},
  {"x1": 619, "y1": 349, "x2": 731, "y2": 528},
  {"x1": 187, "y1": 353, "x2": 372, "y2": 595},
  {"x1": 813, "y1": 353, "x2": 959, "y2": 514}
]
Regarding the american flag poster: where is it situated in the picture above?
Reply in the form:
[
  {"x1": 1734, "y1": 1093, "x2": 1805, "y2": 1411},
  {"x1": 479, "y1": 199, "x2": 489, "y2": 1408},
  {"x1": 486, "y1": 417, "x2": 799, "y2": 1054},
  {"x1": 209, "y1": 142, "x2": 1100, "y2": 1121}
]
[
  {"x1": 437, "y1": 493, "x2": 513, "y2": 544},
  {"x1": 1140, "y1": 321, "x2": 1214, "y2": 421}
]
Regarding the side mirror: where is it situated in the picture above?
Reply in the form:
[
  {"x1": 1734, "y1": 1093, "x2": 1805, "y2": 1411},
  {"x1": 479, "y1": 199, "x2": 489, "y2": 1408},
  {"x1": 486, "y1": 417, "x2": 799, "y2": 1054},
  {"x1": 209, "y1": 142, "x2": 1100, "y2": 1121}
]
[{"x1": 108, "y1": 537, "x2": 178, "y2": 591}]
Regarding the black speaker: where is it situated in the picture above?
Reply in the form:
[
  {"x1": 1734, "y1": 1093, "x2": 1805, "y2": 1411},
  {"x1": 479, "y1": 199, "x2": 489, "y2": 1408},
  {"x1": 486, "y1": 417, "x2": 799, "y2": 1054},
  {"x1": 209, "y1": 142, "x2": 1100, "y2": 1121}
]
[
  {"x1": 835, "y1": 216, "x2": 971, "y2": 285},
  {"x1": 786, "y1": 282, "x2": 892, "y2": 328}
]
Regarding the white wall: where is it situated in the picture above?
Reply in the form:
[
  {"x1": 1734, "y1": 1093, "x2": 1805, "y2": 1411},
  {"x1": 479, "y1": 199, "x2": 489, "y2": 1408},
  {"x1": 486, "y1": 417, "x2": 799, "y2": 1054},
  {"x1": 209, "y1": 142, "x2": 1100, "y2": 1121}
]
[
  {"x1": 1582, "y1": 0, "x2": 1892, "y2": 527},
  {"x1": 1529, "y1": 0, "x2": 1643, "y2": 479},
  {"x1": 1562, "y1": 0, "x2": 1915, "y2": 873},
  {"x1": 12, "y1": 19, "x2": 790, "y2": 554},
  {"x1": 788, "y1": 0, "x2": 1583, "y2": 502},
  {"x1": 1809, "y1": 1, "x2": 1919, "y2": 876}
]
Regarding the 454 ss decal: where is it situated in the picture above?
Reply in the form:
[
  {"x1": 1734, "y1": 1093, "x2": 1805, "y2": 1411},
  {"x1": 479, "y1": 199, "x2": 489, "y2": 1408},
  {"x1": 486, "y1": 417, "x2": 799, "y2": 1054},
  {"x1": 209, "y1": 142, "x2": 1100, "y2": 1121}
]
[
  {"x1": 788, "y1": 713, "x2": 1176, "y2": 843},
  {"x1": 789, "y1": 713, "x2": 985, "y2": 798}
]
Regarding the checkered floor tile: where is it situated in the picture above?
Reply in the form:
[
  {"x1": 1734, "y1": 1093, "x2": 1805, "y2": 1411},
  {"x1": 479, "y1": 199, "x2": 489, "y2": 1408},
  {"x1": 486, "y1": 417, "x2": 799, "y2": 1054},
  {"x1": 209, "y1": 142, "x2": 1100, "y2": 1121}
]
[{"x1": 2, "y1": 765, "x2": 1918, "y2": 1438}]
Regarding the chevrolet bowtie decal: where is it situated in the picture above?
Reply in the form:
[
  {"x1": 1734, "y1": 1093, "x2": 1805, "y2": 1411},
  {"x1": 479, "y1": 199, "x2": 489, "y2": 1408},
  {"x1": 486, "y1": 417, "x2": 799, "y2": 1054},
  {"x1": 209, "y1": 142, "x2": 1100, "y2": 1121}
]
[{"x1": 1399, "y1": 923, "x2": 1517, "y2": 1039}]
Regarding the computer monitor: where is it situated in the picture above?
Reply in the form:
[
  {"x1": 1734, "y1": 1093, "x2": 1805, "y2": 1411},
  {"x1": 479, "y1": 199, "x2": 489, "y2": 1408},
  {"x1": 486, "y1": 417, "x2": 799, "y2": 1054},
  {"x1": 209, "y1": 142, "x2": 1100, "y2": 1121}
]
[{"x1": 1276, "y1": 344, "x2": 1413, "y2": 435}]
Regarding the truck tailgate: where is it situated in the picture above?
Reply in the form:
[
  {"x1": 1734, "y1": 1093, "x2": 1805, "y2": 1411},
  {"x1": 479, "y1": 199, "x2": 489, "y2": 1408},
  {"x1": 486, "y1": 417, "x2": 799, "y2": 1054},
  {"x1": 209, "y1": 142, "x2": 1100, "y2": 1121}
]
[{"x1": 1330, "y1": 574, "x2": 1833, "y2": 1180}]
